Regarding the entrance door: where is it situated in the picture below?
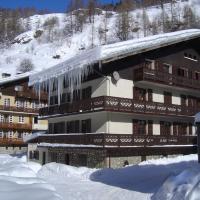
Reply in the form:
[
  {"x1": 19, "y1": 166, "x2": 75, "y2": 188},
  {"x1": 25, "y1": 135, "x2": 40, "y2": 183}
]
[
  {"x1": 42, "y1": 152, "x2": 46, "y2": 165},
  {"x1": 65, "y1": 154, "x2": 70, "y2": 165}
]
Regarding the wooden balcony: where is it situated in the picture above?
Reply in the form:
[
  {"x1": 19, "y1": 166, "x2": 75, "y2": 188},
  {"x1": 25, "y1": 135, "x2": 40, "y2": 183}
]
[
  {"x1": 0, "y1": 138, "x2": 25, "y2": 145},
  {"x1": 0, "y1": 105, "x2": 38, "y2": 114},
  {"x1": 0, "y1": 122, "x2": 32, "y2": 131},
  {"x1": 15, "y1": 91, "x2": 47, "y2": 101},
  {"x1": 133, "y1": 67, "x2": 200, "y2": 90},
  {"x1": 39, "y1": 96, "x2": 197, "y2": 117},
  {"x1": 32, "y1": 133, "x2": 197, "y2": 147}
]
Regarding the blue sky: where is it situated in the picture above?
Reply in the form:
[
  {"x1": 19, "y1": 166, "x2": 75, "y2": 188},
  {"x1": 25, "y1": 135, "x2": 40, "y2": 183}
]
[{"x1": 0, "y1": 0, "x2": 119, "y2": 12}]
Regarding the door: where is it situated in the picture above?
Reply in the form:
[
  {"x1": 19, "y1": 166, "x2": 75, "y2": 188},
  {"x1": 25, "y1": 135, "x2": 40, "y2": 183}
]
[
  {"x1": 65, "y1": 154, "x2": 70, "y2": 165},
  {"x1": 42, "y1": 152, "x2": 46, "y2": 165}
]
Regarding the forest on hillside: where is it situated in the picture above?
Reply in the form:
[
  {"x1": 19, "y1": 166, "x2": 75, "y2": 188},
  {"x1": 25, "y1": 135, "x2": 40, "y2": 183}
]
[{"x1": 0, "y1": 0, "x2": 199, "y2": 46}]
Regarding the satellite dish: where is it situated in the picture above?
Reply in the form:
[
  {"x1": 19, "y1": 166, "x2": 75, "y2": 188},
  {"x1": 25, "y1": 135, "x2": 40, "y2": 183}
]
[{"x1": 112, "y1": 71, "x2": 120, "y2": 82}]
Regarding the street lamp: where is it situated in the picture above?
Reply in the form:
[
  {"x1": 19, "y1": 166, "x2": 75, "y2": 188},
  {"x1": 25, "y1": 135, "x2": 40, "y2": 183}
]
[{"x1": 195, "y1": 112, "x2": 200, "y2": 163}]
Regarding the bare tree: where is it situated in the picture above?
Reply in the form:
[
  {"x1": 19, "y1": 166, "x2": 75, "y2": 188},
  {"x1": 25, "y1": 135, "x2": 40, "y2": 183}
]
[{"x1": 17, "y1": 58, "x2": 34, "y2": 73}]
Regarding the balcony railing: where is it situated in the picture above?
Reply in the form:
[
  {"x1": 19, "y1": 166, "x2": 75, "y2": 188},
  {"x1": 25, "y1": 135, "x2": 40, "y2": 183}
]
[
  {"x1": 39, "y1": 96, "x2": 197, "y2": 117},
  {"x1": 15, "y1": 91, "x2": 47, "y2": 101},
  {"x1": 0, "y1": 138, "x2": 24, "y2": 145},
  {"x1": 0, "y1": 105, "x2": 38, "y2": 114},
  {"x1": 133, "y1": 67, "x2": 200, "y2": 90},
  {"x1": 34, "y1": 133, "x2": 197, "y2": 147},
  {"x1": 0, "y1": 122, "x2": 32, "y2": 131}
]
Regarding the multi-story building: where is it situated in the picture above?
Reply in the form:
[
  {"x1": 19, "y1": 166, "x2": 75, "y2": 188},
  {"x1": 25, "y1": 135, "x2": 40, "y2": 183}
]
[
  {"x1": 0, "y1": 73, "x2": 48, "y2": 154},
  {"x1": 28, "y1": 29, "x2": 200, "y2": 168}
]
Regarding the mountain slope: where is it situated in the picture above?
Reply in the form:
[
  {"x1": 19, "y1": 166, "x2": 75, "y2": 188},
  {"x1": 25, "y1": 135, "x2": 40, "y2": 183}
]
[{"x1": 0, "y1": 0, "x2": 199, "y2": 78}]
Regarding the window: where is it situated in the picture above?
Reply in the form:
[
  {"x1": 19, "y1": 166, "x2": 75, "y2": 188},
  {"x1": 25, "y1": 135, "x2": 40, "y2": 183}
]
[
  {"x1": 133, "y1": 120, "x2": 146, "y2": 135},
  {"x1": 0, "y1": 131, "x2": 3, "y2": 138},
  {"x1": 133, "y1": 87, "x2": 146, "y2": 101},
  {"x1": 177, "y1": 68, "x2": 186, "y2": 77},
  {"x1": 34, "y1": 117, "x2": 38, "y2": 124},
  {"x1": 145, "y1": 59, "x2": 155, "y2": 70},
  {"x1": 195, "y1": 72, "x2": 200, "y2": 80},
  {"x1": 19, "y1": 116, "x2": 24, "y2": 123},
  {"x1": 16, "y1": 100, "x2": 24, "y2": 108},
  {"x1": 82, "y1": 87, "x2": 92, "y2": 100},
  {"x1": 81, "y1": 119, "x2": 91, "y2": 133},
  {"x1": 160, "y1": 121, "x2": 171, "y2": 136},
  {"x1": 163, "y1": 63, "x2": 171, "y2": 74},
  {"x1": 8, "y1": 115, "x2": 13, "y2": 123},
  {"x1": 0, "y1": 114, "x2": 4, "y2": 122},
  {"x1": 54, "y1": 122, "x2": 65, "y2": 134},
  {"x1": 66, "y1": 120, "x2": 80, "y2": 133},
  {"x1": 24, "y1": 101, "x2": 28, "y2": 108},
  {"x1": 4, "y1": 98, "x2": 10, "y2": 107},
  {"x1": 7, "y1": 131, "x2": 13, "y2": 138}
]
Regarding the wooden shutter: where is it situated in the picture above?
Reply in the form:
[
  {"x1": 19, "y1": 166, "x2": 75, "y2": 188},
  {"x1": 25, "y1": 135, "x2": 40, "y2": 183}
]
[
  {"x1": 189, "y1": 123, "x2": 193, "y2": 135},
  {"x1": 181, "y1": 95, "x2": 187, "y2": 106},
  {"x1": 148, "y1": 120, "x2": 153, "y2": 135},
  {"x1": 164, "y1": 92, "x2": 172, "y2": 104},
  {"x1": 132, "y1": 119, "x2": 138, "y2": 134},
  {"x1": 173, "y1": 122, "x2": 178, "y2": 136},
  {"x1": 148, "y1": 89, "x2": 153, "y2": 102},
  {"x1": 75, "y1": 120, "x2": 80, "y2": 133}
]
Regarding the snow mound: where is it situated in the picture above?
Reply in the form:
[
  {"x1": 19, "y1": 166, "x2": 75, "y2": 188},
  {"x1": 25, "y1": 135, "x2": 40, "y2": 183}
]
[
  {"x1": 152, "y1": 167, "x2": 200, "y2": 200},
  {"x1": 0, "y1": 154, "x2": 62, "y2": 200},
  {"x1": 37, "y1": 162, "x2": 95, "y2": 182}
]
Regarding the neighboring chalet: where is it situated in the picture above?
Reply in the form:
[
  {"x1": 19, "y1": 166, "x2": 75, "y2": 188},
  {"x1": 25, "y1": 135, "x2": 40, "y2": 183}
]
[
  {"x1": 28, "y1": 29, "x2": 200, "y2": 168},
  {"x1": 0, "y1": 73, "x2": 48, "y2": 154}
]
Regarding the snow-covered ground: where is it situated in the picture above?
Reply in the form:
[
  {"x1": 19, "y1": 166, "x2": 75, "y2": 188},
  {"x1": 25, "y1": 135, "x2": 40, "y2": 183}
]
[{"x1": 0, "y1": 154, "x2": 199, "y2": 200}]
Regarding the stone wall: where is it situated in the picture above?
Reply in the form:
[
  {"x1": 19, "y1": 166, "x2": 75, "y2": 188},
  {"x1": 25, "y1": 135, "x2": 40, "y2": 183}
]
[{"x1": 47, "y1": 148, "x2": 107, "y2": 168}]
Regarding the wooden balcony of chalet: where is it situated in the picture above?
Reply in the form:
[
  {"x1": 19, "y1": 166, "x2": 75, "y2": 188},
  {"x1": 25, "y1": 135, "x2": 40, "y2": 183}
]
[
  {"x1": 0, "y1": 138, "x2": 24, "y2": 145},
  {"x1": 133, "y1": 65, "x2": 200, "y2": 90},
  {"x1": 15, "y1": 90, "x2": 47, "y2": 101},
  {"x1": 39, "y1": 96, "x2": 197, "y2": 117},
  {"x1": 0, "y1": 122, "x2": 32, "y2": 131},
  {"x1": 31, "y1": 133, "x2": 197, "y2": 147},
  {"x1": 0, "y1": 105, "x2": 38, "y2": 114}
]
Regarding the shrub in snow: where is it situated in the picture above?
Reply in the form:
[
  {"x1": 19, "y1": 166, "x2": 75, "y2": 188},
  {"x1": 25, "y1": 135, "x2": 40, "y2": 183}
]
[
  {"x1": 52, "y1": 55, "x2": 61, "y2": 59},
  {"x1": 17, "y1": 58, "x2": 34, "y2": 73},
  {"x1": 34, "y1": 30, "x2": 43, "y2": 38}
]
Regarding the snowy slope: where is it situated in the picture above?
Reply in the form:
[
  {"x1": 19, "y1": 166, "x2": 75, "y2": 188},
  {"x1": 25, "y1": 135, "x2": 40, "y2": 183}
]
[{"x1": 0, "y1": 0, "x2": 200, "y2": 78}]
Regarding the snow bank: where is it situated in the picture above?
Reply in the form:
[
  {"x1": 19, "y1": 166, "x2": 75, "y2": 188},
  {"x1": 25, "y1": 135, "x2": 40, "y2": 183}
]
[
  {"x1": 37, "y1": 162, "x2": 95, "y2": 182},
  {"x1": 0, "y1": 154, "x2": 62, "y2": 200},
  {"x1": 152, "y1": 167, "x2": 200, "y2": 200}
]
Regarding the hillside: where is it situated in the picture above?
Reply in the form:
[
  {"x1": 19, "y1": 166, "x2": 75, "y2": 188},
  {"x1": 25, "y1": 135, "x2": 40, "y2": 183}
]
[{"x1": 0, "y1": 0, "x2": 200, "y2": 78}]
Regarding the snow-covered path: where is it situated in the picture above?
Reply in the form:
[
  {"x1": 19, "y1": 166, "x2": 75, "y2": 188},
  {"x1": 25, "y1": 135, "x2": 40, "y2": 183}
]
[{"x1": 0, "y1": 154, "x2": 199, "y2": 200}]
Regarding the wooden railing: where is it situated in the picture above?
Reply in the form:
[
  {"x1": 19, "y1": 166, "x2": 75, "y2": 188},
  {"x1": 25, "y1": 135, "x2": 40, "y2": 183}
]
[
  {"x1": 35, "y1": 133, "x2": 197, "y2": 147},
  {"x1": 0, "y1": 122, "x2": 32, "y2": 131},
  {"x1": 0, "y1": 105, "x2": 38, "y2": 114},
  {"x1": 0, "y1": 138, "x2": 24, "y2": 145},
  {"x1": 133, "y1": 67, "x2": 200, "y2": 90},
  {"x1": 16, "y1": 91, "x2": 47, "y2": 101},
  {"x1": 39, "y1": 96, "x2": 197, "y2": 117}
]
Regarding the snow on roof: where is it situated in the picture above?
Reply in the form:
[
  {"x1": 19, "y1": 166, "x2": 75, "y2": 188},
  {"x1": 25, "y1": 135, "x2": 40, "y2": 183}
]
[
  {"x1": 23, "y1": 131, "x2": 46, "y2": 143},
  {"x1": 29, "y1": 29, "x2": 200, "y2": 86},
  {"x1": 0, "y1": 71, "x2": 33, "y2": 86}
]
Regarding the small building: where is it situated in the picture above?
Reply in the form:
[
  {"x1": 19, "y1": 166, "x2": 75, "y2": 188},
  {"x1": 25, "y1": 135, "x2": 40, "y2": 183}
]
[
  {"x1": 28, "y1": 30, "x2": 200, "y2": 168},
  {"x1": 0, "y1": 73, "x2": 48, "y2": 154}
]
